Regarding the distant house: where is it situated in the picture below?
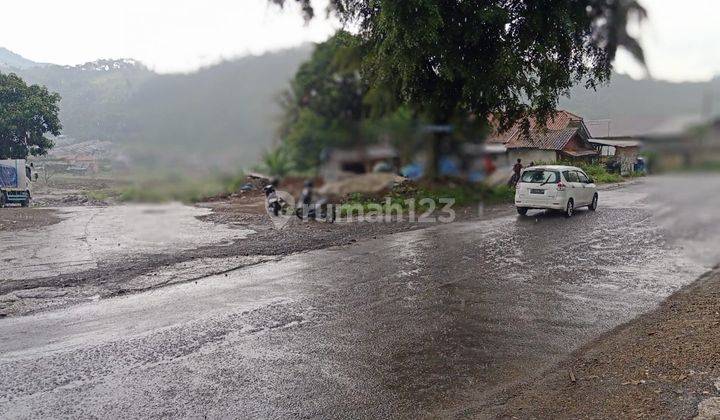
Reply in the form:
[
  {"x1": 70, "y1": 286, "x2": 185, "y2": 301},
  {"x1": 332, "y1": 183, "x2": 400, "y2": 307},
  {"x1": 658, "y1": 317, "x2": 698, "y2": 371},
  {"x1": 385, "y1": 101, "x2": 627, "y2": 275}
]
[
  {"x1": 320, "y1": 143, "x2": 399, "y2": 181},
  {"x1": 589, "y1": 137, "x2": 643, "y2": 175},
  {"x1": 486, "y1": 110, "x2": 598, "y2": 164}
]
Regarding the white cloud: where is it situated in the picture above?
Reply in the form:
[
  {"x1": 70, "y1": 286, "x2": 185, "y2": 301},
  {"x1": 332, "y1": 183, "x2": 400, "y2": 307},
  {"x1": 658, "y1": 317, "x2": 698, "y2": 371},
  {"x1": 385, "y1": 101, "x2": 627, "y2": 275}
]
[
  {"x1": 0, "y1": 0, "x2": 337, "y2": 73},
  {"x1": 614, "y1": 0, "x2": 720, "y2": 82},
  {"x1": 2, "y1": 0, "x2": 719, "y2": 81}
]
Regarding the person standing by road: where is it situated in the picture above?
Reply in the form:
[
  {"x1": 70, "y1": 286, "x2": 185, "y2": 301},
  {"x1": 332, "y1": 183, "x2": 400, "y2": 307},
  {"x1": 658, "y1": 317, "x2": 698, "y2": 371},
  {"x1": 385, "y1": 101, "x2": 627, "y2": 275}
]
[{"x1": 509, "y1": 159, "x2": 523, "y2": 187}]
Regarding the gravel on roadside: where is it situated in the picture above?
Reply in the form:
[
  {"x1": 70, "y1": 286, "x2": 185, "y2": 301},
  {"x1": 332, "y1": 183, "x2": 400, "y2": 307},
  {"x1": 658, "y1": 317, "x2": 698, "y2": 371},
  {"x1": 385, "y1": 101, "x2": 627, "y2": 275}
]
[{"x1": 469, "y1": 267, "x2": 720, "y2": 419}]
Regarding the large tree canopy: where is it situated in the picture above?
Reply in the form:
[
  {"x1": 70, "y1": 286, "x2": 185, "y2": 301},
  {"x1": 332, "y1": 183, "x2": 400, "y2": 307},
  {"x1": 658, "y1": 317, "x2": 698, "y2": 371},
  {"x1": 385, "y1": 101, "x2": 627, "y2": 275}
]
[
  {"x1": 272, "y1": 0, "x2": 646, "y2": 128},
  {"x1": 272, "y1": 0, "x2": 646, "y2": 176},
  {"x1": 0, "y1": 72, "x2": 61, "y2": 159}
]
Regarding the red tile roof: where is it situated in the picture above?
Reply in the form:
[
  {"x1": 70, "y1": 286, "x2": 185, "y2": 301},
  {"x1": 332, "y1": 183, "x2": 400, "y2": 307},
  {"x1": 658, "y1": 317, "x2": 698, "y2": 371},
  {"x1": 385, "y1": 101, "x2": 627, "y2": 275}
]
[{"x1": 486, "y1": 110, "x2": 589, "y2": 151}]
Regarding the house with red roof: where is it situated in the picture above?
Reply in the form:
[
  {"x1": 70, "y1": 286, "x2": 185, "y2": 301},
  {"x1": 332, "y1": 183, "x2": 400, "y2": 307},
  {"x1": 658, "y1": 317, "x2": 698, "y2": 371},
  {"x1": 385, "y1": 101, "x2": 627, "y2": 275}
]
[{"x1": 486, "y1": 110, "x2": 598, "y2": 164}]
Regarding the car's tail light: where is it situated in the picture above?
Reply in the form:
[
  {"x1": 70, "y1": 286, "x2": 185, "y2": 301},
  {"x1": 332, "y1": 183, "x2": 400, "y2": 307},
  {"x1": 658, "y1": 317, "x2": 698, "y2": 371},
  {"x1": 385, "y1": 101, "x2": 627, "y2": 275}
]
[{"x1": 557, "y1": 182, "x2": 566, "y2": 191}]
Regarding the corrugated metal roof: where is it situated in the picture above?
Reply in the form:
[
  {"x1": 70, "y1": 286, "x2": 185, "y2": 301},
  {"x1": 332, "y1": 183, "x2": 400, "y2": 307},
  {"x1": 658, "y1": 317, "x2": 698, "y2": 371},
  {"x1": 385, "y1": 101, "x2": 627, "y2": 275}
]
[
  {"x1": 563, "y1": 149, "x2": 599, "y2": 157},
  {"x1": 485, "y1": 110, "x2": 588, "y2": 150},
  {"x1": 507, "y1": 127, "x2": 579, "y2": 150},
  {"x1": 589, "y1": 138, "x2": 643, "y2": 148}
]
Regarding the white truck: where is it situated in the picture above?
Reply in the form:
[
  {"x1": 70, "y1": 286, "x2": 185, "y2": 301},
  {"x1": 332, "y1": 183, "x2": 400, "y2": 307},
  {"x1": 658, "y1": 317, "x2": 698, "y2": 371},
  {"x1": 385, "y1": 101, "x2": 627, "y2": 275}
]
[{"x1": 0, "y1": 159, "x2": 36, "y2": 207}]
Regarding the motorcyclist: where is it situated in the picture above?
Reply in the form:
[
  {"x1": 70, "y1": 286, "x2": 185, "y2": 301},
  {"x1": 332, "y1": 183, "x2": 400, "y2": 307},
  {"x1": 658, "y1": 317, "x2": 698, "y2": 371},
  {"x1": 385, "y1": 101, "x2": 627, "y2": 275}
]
[
  {"x1": 300, "y1": 180, "x2": 313, "y2": 206},
  {"x1": 296, "y1": 179, "x2": 334, "y2": 222}
]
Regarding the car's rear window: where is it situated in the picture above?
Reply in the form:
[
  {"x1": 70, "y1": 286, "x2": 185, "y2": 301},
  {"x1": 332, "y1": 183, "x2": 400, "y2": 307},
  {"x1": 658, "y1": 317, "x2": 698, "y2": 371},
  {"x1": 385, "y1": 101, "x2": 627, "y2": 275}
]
[
  {"x1": 521, "y1": 170, "x2": 559, "y2": 184},
  {"x1": 563, "y1": 171, "x2": 580, "y2": 182}
]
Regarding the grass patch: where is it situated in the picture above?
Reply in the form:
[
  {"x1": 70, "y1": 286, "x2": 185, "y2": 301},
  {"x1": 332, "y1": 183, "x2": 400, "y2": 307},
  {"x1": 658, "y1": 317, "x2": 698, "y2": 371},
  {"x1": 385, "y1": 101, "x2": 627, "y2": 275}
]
[
  {"x1": 117, "y1": 170, "x2": 246, "y2": 203},
  {"x1": 558, "y1": 161, "x2": 624, "y2": 184},
  {"x1": 338, "y1": 182, "x2": 514, "y2": 217},
  {"x1": 85, "y1": 190, "x2": 111, "y2": 201}
]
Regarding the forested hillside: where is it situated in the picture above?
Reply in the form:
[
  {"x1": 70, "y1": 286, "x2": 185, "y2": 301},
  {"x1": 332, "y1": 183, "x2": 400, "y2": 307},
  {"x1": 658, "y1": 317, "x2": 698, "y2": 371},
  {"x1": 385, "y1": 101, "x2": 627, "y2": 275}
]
[
  {"x1": 3, "y1": 45, "x2": 719, "y2": 169},
  {"x1": 1, "y1": 47, "x2": 312, "y2": 169}
]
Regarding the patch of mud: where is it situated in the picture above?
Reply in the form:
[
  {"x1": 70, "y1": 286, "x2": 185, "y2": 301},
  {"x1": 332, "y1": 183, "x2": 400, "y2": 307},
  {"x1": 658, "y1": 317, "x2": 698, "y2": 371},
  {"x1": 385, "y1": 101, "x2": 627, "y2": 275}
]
[
  {"x1": 0, "y1": 255, "x2": 277, "y2": 317},
  {"x1": 118, "y1": 255, "x2": 280, "y2": 293},
  {"x1": 0, "y1": 203, "x2": 255, "y2": 281},
  {"x1": 0, "y1": 208, "x2": 61, "y2": 232}
]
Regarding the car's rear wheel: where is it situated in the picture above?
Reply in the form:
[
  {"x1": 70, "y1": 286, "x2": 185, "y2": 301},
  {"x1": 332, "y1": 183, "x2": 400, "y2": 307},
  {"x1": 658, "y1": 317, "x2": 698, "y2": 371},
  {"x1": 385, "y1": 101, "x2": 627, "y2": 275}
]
[
  {"x1": 517, "y1": 207, "x2": 528, "y2": 216},
  {"x1": 565, "y1": 199, "x2": 574, "y2": 218},
  {"x1": 589, "y1": 194, "x2": 598, "y2": 211}
]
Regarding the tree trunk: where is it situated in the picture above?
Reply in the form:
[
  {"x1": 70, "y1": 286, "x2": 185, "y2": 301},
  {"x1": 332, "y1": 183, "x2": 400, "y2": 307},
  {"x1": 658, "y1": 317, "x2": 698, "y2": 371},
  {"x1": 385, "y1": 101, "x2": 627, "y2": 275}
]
[{"x1": 426, "y1": 131, "x2": 443, "y2": 179}]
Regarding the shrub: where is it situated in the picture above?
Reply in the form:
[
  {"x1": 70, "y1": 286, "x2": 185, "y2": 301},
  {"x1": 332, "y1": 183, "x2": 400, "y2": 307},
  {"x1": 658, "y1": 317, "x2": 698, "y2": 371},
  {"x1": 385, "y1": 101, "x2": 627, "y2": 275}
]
[{"x1": 560, "y1": 161, "x2": 624, "y2": 184}]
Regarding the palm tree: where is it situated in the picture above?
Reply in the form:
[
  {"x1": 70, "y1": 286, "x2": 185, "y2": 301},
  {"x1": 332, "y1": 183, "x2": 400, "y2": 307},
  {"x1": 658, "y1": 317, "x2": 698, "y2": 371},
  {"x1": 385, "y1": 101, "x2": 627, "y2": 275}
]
[
  {"x1": 590, "y1": 0, "x2": 649, "y2": 71},
  {"x1": 260, "y1": 148, "x2": 293, "y2": 178}
]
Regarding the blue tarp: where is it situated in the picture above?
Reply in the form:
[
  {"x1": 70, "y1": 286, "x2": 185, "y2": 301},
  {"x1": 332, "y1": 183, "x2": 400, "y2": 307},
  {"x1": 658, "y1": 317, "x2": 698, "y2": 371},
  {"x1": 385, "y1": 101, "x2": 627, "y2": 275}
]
[{"x1": 0, "y1": 164, "x2": 18, "y2": 188}]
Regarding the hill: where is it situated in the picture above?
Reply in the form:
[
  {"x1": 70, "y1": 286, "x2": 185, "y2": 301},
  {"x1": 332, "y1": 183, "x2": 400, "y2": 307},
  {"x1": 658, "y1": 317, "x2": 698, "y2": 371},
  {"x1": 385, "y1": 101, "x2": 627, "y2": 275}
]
[
  {"x1": 0, "y1": 47, "x2": 47, "y2": 69},
  {"x1": 2, "y1": 46, "x2": 719, "y2": 170},
  {"x1": 560, "y1": 73, "x2": 720, "y2": 137},
  {"x1": 1, "y1": 47, "x2": 313, "y2": 170}
]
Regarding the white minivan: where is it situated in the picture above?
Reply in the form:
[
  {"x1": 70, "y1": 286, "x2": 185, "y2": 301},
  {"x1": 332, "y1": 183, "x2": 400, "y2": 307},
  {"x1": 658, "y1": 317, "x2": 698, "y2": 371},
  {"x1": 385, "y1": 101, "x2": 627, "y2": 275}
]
[{"x1": 514, "y1": 165, "x2": 598, "y2": 217}]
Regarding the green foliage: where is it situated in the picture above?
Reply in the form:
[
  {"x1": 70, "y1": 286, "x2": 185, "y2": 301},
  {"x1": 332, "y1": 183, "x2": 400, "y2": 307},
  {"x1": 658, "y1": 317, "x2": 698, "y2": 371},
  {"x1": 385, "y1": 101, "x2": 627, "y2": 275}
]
[
  {"x1": 85, "y1": 190, "x2": 110, "y2": 201},
  {"x1": 258, "y1": 147, "x2": 294, "y2": 177},
  {"x1": 273, "y1": 0, "x2": 647, "y2": 156},
  {"x1": 0, "y1": 72, "x2": 61, "y2": 158},
  {"x1": 283, "y1": 108, "x2": 352, "y2": 170},
  {"x1": 278, "y1": 32, "x2": 368, "y2": 170},
  {"x1": 566, "y1": 161, "x2": 624, "y2": 183},
  {"x1": 278, "y1": 32, "x2": 421, "y2": 171},
  {"x1": 9, "y1": 48, "x2": 313, "y2": 170},
  {"x1": 216, "y1": 170, "x2": 248, "y2": 193},
  {"x1": 338, "y1": 182, "x2": 514, "y2": 217},
  {"x1": 362, "y1": 106, "x2": 419, "y2": 163}
]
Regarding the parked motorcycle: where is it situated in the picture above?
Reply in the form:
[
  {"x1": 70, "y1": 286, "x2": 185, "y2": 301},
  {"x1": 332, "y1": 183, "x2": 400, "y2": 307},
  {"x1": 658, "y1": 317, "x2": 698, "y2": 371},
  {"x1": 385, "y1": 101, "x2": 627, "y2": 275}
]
[{"x1": 263, "y1": 182, "x2": 287, "y2": 217}]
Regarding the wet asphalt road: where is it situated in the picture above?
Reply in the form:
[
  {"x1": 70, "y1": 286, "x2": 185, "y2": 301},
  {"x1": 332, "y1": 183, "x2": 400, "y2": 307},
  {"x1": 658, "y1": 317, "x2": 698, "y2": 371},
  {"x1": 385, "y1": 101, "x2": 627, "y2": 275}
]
[{"x1": 2, "y1": 175, "x2": 720, "y2": 418}]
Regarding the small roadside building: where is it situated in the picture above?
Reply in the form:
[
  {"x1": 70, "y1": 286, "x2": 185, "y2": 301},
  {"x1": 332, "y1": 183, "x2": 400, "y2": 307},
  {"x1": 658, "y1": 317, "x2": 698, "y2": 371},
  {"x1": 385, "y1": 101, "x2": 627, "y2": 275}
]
[
  {"x1": 589, "y1": 137, "x2": 643, "y2": 175},
  {"x1": 486, "y1": 110, "x2": 598, "y2": 164}
]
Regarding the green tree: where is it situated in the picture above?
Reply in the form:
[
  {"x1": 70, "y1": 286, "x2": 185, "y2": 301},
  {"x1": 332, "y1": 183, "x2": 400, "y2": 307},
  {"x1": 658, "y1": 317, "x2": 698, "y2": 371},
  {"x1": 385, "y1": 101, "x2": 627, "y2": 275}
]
[
  {"x1": 0, "y1": 72, "x2": 61, "y2": 159},
  {"x1": 278, "y1": 30, "x2": 408, "y2": 171},
  {"x1": 277, "y1": 31, "x2": 368, "y2": 170},
  {"x1": 271, "y1": 0, "x2": 646, "y2": 177}
]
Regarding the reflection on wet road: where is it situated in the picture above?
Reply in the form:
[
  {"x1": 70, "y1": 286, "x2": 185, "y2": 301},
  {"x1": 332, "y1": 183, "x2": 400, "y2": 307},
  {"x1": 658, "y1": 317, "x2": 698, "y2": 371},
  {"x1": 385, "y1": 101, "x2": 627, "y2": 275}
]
[
  {"x1": 2, "y1": 175, "x2": 720, "y2": 418},
  {"x1": 0, "y1": 203, "x2": 254, "y2": 280}
]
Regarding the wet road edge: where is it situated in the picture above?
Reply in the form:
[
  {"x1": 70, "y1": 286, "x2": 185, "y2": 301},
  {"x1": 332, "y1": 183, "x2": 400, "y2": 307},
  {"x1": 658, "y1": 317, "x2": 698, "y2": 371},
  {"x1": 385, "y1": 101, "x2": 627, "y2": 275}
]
[{"x1": 461, "y1": 264, "x2": 720, "y2": 419}]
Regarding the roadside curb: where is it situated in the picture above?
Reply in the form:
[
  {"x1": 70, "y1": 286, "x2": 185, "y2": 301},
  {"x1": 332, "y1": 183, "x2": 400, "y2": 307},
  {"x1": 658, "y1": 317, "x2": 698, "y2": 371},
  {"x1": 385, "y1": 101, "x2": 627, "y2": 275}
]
[{"x1": 597, "y1": 178, "x2": 641, "y2": 191}]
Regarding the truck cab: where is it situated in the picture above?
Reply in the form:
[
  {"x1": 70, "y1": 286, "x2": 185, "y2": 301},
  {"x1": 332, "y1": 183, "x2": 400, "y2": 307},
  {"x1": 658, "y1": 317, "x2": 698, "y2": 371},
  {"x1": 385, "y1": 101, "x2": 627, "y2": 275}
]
[{"x1": 0, "y1": 159, "x2": 35, "y2": 207}]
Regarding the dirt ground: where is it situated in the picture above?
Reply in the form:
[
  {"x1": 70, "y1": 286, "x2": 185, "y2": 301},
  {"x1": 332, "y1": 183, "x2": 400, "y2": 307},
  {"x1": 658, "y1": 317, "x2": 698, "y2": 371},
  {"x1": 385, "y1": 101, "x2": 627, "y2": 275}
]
[
  {"x1": 1, "y1": 178, "x2": 513, "y2": 317},
  {"x1": 468, "y1": 267, "x2": 720, "y2": 419},
  {"x1": 0, "y1": 175, "x2": 121, "y2": 231},
  {"x1": 0, "y1": 208, "x2": 61, "y2": 231}
]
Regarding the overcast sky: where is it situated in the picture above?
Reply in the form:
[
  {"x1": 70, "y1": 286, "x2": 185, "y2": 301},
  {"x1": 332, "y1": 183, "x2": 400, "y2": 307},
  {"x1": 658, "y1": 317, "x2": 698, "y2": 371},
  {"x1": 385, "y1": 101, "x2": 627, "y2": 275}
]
[{"x1": 1, "y1": 0, "x2": 718, "y2": 82}]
